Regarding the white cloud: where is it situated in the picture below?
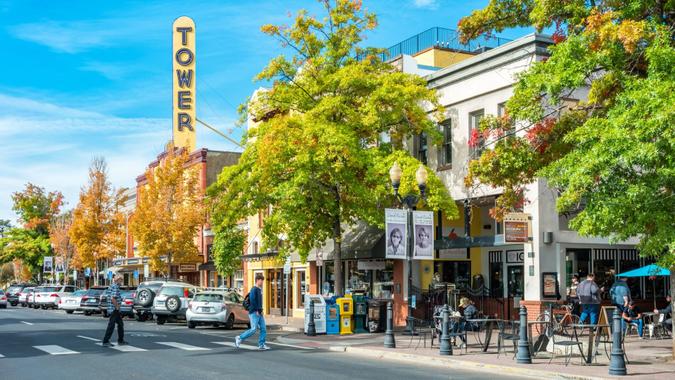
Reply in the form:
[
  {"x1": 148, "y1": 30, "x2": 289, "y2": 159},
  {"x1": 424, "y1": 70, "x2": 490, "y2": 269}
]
[{"x1": 413, "y1": 0, "x2": 438, "y2": 9}]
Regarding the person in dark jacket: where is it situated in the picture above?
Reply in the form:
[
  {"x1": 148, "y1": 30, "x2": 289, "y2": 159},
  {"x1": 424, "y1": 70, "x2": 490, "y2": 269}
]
[
  {"x1": 578, "y1": 273, "x2": 601, "y2": 325},
  {"x1": 654, "y1": 295, "x2": 672, "y2": 332},
  {"x1": 235, "y1": 273, "x2": 269, "y2": 350}
]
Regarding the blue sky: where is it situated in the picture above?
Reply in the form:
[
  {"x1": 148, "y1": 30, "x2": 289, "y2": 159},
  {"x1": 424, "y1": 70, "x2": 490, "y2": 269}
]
[{"x1": 0, "y1": 0, "x2": 533, "y2": 222}]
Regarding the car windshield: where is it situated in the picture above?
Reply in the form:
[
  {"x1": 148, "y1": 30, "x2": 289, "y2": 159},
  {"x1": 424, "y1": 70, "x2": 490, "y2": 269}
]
[
  {"x1": 193, "y1": 293, "x2": 223, "y2": 302},
  {"x1": 140, "y1": 283, "x2": 163, "y2": 292},
  {"x1": 38, "y1": 287, "x2": 59, "y2": 292},
  {"x1": 72, "y1": 290, "x2": 87, "y2": 296},
  {"x1": 7, "y1": 286, "x2": 22, "y2": 293},
  {"x1": 24, "y1": 288, "x2": 34, "y2": 292},
  {"x1": 86, "y1": 289, "x2": 105, "y2": 296},
  {"x1": 158, "y1": 286, "x2": 189, "y2": 297}
]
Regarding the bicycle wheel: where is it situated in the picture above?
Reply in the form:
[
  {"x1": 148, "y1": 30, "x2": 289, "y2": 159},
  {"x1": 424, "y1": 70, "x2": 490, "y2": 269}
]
[
  {"x1": 560, "y1": 314, "x2": 580, "y2": 336},
  {"x1": 534, "y1": 312, "x2": 551, "y2": 336}
]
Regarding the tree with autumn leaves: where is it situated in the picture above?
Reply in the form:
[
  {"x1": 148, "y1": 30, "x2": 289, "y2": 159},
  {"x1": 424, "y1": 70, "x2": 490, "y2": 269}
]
[
  {"x1": 69, "y1": 158, "x2": 128, "y2": 284},
  {"x1": 131, "y1": 145, "x2": 205, "y2": 275},
  {"x1": 208, "y1": 0, "x2": 458, "y2": 295}
]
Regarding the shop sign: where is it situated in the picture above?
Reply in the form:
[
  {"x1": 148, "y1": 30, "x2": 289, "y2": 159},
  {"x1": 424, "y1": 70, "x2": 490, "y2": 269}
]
[
  {"x1": 143, "y1": 264, "x2": 149, "y2": 278},
  {"x1": 385, "y1": 208, "x2": 407, "y2": 259},
  {"x1": 413, "y1": 211, "x2": 433, "y2": 260},
  {"x1": 179, "y1": 264, "x2": 197, "y2": 272},
  {"x1": 128, "y1": 259, "x2": 140, "y2": 265},
  {"x1": 113, "y1": 259, "x2": 124, "y2": 266},
  {"x1": 438, "y1": 249, "x2": 466, "y2": 259},
  {"x1": 506, "y1": 250, "x2": 524, "y2": 263},
  {"x1": 357, "y1": 260, "x2": 385, "y2": 271},
  {"x1": 503, "y1": 212, "x2": 532, "y2": 243},
  {"x1": 172, "y1": 16, "x2": 196, "y2": 151},
  {"x1": 542, "y1": 272, "x2": 558, "y2": 298}
]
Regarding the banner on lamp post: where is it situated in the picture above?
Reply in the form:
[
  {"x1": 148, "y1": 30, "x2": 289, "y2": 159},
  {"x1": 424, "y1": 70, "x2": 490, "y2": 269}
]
[
  {"x1": 43, "y1": 256, "x2": 53, "y2": 273},
  {"x1": 385, "y1": 208, "x2": 407, "y2": 259},
  {"x1": 413, "y1": 211, "x2": 434, "y2": 260}
]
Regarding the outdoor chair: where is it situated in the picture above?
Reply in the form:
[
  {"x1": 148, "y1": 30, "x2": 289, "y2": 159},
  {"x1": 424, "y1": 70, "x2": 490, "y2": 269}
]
[
  {"x1": 623, "y1": 321, "x2": 638, "y2": 339},
  {"x1": 407, "y1": 317, "x2": 436, "y2": 349},
  {"x1": 496, "y1": 320, "x2": 518, "y2": 359},
  {"x1": 549, "y1": 329, "x2": 583, "y2": 366},
  {"x1": 653, "y1": 314, "x2": 671, "y2": 339}
]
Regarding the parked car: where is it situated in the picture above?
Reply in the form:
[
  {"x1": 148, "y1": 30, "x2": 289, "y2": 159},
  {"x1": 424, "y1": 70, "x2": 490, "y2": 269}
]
[
  {"x1": 186, "y1": 290, "x2": 249, "y2": 329},
  {"x1": 99, "y1": 286, "x2": 136, "y2": 317},
  {"x1": 151, "y1": 282, "x2": 197, "y2": 325},
  {"x1": 26, "y1": 288, "x2": 38, "y2": 308},
  {"x1": 58, "y1": 290, "x2": 87, "y2": 314},
  {"x1": 34, "y1": 285, "x2": 78, "y2": 309},
  {"x1": 0, "y1": 290, "x2": 7, "y2": 309},
  {"x1": 133, "y1": 280, "x2": 171, "y2": 322},
  {"x1": 18, "y1": 287, "x2": 35, "y2": 307},
  {"x1": 5, "y1": 283, "x2": 35, "y2": 306},
  {"x1": 79, "y1": 287, "x2": 107, "y2": 315}
]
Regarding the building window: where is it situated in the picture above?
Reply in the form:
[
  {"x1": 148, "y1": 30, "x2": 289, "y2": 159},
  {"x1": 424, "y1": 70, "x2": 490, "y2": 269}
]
[
  {"x1": 497, "y1": 102, "x2": 506, "y2": 117},
  {"x1": 469, "y1": 109, "x2": 485, "y2": 157},
  {"x1": 417, "y1": 133, "x2": 428, "y2": 165},
  {"x1": 438, "y1": 119, "x2": 452, "y2": 167},
  {"x1": 296, "y1": 270, "x2": 306, "y2": 308},
  {"x1": 252, "y1": 241, "x2": 259, "y2": 255}
]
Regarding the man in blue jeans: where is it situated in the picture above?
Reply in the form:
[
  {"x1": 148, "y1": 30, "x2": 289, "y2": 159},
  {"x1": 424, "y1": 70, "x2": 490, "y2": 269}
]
[
  {"x1": 577, "y1": 273, "x2": 600, "y2": 325},
  {"x1": 236, "y1": 273, "x2": 269, "y2": 350}
]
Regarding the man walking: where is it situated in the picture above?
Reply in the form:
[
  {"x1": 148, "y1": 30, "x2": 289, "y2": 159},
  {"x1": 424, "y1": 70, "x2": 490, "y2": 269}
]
[
  {"x1": 577, "y1": 273, "x2": 601, "y2": 325},
  {"x1": 610, "y1": 277, "x2": 631, "y2": 313},
  {"x1": 102, "y1": 274, "x2": 127, "y2": 347},
  {"x1": 235, "y1": 273, "x2": 269, "y2": 350}
]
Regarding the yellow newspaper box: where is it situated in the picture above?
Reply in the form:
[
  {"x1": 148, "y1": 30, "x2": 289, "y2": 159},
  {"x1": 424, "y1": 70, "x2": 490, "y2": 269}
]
[{"x1": 336, "y1": 295, "x2": 354, "y2": 335}]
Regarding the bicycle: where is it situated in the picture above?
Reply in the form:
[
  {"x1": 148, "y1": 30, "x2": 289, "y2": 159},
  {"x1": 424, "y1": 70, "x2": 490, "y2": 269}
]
[{"x1": 534, "y1": 303, "x2": 580, "y2": 337}]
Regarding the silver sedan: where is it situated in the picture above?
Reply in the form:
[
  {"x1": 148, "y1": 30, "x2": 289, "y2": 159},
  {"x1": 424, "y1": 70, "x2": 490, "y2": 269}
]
[{"x1": 186, "y1": 291, "x2": 249, "y2": 329}]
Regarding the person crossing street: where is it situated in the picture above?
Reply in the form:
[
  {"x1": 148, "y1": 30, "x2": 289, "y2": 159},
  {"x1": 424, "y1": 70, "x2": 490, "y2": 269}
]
[
  {"x1": 235, "y1": 273, "x2": 269, "y2": 350},
  {"x1": 101, "y1": 274, "x2": 127, "y2": 347}
]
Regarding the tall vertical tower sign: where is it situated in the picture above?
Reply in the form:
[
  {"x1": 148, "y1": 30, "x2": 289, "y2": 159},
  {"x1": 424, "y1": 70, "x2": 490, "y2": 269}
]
[{"x1": 172, "y1": 16, "x2": 196, "y2": 151}]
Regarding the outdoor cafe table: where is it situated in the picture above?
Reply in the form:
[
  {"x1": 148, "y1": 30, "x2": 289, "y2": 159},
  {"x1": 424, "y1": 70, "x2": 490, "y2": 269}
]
[
  {"x1": 466, "y1": 318, "x2": 501, "y2": 352},
  {"x1": 569, "y1": 323, "x2": 611, "y2": 364}
]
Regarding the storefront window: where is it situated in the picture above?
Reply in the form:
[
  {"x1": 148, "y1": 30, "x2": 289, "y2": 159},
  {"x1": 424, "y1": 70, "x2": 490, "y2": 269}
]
[
  {"x1": 372, "y1": 261, "x2": 394, "y2": 299},
  {"x1": 507, "y1": 265, "x2": 524, "y2": 297},
  {"x1": 489, "y1": 262, "x2": 503, "y2": 297},
  {"x1": 620, "y1": 258, "x2": 641, "y2": 299},
  {"x1": 434, "y1": 261, "x2": 471, "y2": 290},
  {"x1": 593, "y1": 259, "x2": 615, "y2": 299},
  {"x1": 346, "y1": 261, "x2": 372, "y2": 295},
  {"x1": 321, "y1": 262, "x2": 335, "y2": 296},
  {"x1": 297, "y1": 270, "x2": 306, "y2": 308}
]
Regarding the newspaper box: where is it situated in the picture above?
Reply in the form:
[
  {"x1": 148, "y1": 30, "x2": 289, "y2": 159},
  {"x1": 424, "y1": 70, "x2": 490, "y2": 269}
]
[
  {"x1": 304, "y1": 294, "x2": 326, "y2": 334},
  {"x1": 326, "y1": 303, "x2": 340, "y2": 335},
  {"x1": 336, "y1": 295, "x2": 354, "y2": 335}
]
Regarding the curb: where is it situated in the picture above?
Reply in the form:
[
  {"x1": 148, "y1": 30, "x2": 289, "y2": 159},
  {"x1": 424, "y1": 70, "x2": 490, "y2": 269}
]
[
  {"x1": 276, "y1": 334, "x2": 386, "y2": 347},
  {"x1": 332, "y1": 346, "x2": 609, "y2": 380}
]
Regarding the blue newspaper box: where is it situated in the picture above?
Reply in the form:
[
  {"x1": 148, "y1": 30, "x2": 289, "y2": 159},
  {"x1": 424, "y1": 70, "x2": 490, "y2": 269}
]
[{"x1": 326, "y1": 303, "x2": 340, "y2": 335}]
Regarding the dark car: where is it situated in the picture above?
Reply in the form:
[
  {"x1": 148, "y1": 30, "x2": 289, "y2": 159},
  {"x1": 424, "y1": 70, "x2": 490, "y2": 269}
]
[
  {"x1": 99, "y1": 286, "x2": 136, "y2": 317},
  {"x1": 79, "y1": 287, "x2": 107, "y2": 315},
  {"x1": 133, "y1": 280, "x2": 173, "y2": 322},
  {"x1": 5, "y1": 284, "x2": 36, "y2": 307}
]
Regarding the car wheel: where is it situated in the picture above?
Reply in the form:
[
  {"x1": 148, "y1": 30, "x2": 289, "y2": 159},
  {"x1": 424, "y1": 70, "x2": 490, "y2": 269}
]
[
  {"x1": 11, "y1": 302, "x2": 18, "y2": 306},
  {"x1": 21, "y1": 303, "x2": 26, "y2": 307},
  {"x1": 136, "y1": 289, "x2": 154, "y2": 307},
  {"x1": 188, "y1": 321, "x2": 196, "y2": 329},
  {"x1": 225, "y1": 314, "x2": 235, "y2": 330},
  {"x1": 84, "y1": 311, "x2": 91, "y2": 316},
  {"x1": 66, "y1": 310, "x2": 74, "y2": 314},
  {"x1": 156, "y1": 316, "x2": 166, "y2": 325},
  {"x1": 165, "y1": 296, "x2": 181, "y2": 313}
]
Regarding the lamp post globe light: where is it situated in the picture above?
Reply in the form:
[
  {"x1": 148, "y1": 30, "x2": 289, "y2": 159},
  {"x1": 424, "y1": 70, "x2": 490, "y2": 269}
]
[{"x1": 389, "y1": 162, "x2": 428, "y2": 335}]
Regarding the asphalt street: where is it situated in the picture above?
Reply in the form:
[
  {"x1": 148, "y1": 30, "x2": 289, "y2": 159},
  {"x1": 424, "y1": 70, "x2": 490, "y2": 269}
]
[{"x1": 0, "y1": 306, "x2": 526, "y2": 380}]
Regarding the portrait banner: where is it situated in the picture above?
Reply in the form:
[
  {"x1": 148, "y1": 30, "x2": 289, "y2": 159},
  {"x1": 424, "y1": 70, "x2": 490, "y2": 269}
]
[
  {"x1": 385, "y1": 208, "x2": 407, "y2": 259},
  {"x1": 413, "y1": 211, "x2": 434, "y2": 260}
]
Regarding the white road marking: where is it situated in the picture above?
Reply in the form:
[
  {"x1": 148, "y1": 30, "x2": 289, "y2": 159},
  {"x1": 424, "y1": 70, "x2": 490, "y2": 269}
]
[
  {"x1": 155, "y1": 342, "x2": 210, "y2": 351},
  {"x1": 0, "y1": 354, "x2": 5, "y2": 358},
  {"x1": 213, "y1": 341, "x2": 259, "y2": 350},
  {"x1": 20, "y1": 321, "x2": 34, "y2": 325},
  {"x1": 96, "y1": 343, "x2": 147, "y2": 352},
  {"x1": 267, "y1": 341, "x2": 314, "y2": 350},
  {"x1": 77, "y1": 335, "x2": 101, "y2": 342},
  {"x1": 33, "y1": 345, "x2": 79, "y2": 355}
]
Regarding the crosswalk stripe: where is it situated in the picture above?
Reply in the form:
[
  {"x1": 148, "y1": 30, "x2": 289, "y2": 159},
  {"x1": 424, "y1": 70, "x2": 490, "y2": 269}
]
[
  {"x1": 96, "y1": 343, "x2": 147, "y2": 352},
  {"x1": 0, "y1": 354, "x2": 5, "y2": 358},
  {"x1": 155, "y1": 342, "x2": 210, "y2": 351},
  {"x1": 21, "y1": 321, "x2": 34, "y2": 325},
  {"x1": 77, "y1": 335, "x2": 101, "y2": 342},
  {"x1": 266, "y1": 341, "x2": 314, "y2": 350},
  {"x1": 34, "y1": 345, "x2": 79, "y2": 355},
  {"x1": 212, "y1": 341, "x2": 259, "y2": 350}
]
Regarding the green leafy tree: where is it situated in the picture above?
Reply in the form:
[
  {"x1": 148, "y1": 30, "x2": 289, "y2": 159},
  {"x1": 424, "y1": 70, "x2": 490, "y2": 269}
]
[
  {"x1": 459, "y1": 0, "x2": 675, "y2": 355},
  {"x1": 209, "y1": 0, "x2": 458, "y2": 295},
  {"x1": 212, "y1": 225, "x2": 246, "y2": 278}
]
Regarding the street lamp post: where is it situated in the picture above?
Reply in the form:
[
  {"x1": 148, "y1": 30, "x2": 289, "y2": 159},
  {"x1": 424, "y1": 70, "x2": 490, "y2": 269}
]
[{"x1": 389, "y1": 162, "x2": 428, "y2": 336}]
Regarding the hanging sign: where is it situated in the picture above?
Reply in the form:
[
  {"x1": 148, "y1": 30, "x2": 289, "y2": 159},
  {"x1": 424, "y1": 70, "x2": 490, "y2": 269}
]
[
  {"x1": 503, "y1": 212, "x2": 532, "y2": 243},
  {"x1": 385, "y1": 208, "x2": 407, "y2": 259},
  {"x1": 43, "y1": 256, "x2": 53, "y2": 273},
  {"x1": 172, "y1": 16, "x2": 196, "y2": 151},
  {"x1": 143, "y1": 264, "x2": 149, "y2": 278},
  {"x1": 413, "y1": 211, "x2": 434, "y2": 260}
]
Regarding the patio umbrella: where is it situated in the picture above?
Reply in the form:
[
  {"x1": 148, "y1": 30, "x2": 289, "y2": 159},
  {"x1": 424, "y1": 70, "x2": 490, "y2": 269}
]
[{"x1": 617, "y1": 264, "x2": 670, "y2": 309}]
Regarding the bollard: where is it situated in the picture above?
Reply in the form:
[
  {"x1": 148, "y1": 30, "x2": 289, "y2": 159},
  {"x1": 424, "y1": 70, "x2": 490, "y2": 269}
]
[
  {"x1": 516, "y1": 305, "x2": 532, "y2": 364},
  {"x1": 439, "y1": 304, "x2": 452, "y2": 355},
  {"x1": 306, "y1": 299, "x2": 316, "y2": 336},
  {"x1": 384, "y1": 301, "x2": 396, "y2": 348},
  {"x1": 609, "y1": 308, "x2": 627, "y2": 376}
]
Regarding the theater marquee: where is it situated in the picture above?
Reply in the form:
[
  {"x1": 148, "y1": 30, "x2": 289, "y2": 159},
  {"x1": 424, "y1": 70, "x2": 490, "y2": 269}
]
[{"x1": 172, "y1": 16, "x2": 196, "y2": 151}]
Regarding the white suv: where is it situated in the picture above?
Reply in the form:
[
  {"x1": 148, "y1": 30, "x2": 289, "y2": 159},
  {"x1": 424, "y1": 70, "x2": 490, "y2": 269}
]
[
  {"x1": 151, "y1": 282, "x2": 197, "y2": 325},
  {"x1": 35, "y1": 285, "x2": 78, "y2": 309},
  {"x1": 186, "y1": 290, "x2": 249, "y2": 329}
]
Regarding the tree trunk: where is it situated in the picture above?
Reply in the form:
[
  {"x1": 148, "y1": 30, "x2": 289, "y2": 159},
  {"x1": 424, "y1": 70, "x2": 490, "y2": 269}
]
[
  {"x1": 671, "y1": 267, "x2": 674, "y2": 360},
  {"x1": 333, "y1": 217, "x2": 343, "y2": 296}
]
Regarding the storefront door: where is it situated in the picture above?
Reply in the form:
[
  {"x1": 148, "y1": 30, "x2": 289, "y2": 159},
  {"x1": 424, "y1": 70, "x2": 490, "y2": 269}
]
[
  {"x1": 269, "y1": 270, "x2": 283, "y2": 315},
  {"x1": 506, "y1": 265, "x2": 524, "y2": 320}
]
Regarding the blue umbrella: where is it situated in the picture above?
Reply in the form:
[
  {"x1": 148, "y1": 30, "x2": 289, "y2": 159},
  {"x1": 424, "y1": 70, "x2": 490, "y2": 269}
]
[
  {"x1": 617, "y1": 264, "x2": 670, "y2": 309},
  {"x1": 617, "y1": 264, "x2": 670, "y2": 277}
]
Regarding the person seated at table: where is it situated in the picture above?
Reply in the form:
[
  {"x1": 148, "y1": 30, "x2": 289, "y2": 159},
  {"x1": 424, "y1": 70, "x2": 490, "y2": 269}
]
[
  {"x1": 622, "y1": 301, "x2": 644, "y2": 338},
  {"x1": 451, "y1": 297, "x2": 480, "y2": 343},
  {"x1": 653, "y1": 294, "x2": 672, "y2": 333}
]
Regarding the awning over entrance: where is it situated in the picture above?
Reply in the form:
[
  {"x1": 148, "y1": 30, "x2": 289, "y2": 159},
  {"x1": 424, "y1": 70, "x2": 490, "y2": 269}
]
[{"x1": 308, "y1": 221, "x2": 385, "y2": 261}]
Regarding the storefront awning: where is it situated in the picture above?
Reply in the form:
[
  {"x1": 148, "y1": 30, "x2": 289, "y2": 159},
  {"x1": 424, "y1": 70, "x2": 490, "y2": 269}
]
[
  {"x1": 198, "y1": 262, "x2": 216, "y2": 271},
  {"x1": 308, "y1": 221, "x2": 384, "y2": 261}
]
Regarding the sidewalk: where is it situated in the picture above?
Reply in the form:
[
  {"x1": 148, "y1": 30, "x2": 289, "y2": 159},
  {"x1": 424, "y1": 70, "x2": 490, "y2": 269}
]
[
  {"x1": 263, "y1": 315, "x2": 304, "y2": 333},
  {"x1": 274, "y1": 332, "x2": 675, "y2": 379}
]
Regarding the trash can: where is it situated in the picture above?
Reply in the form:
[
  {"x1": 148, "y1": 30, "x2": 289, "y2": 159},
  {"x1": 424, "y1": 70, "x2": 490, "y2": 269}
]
[
  {"x1": 304, "y1": 294, "x2": 327, "y2": 335},
  {"x1": 367, "y1": 299, "x2": 387, "y2": 333},
  {"x1": 336, "y1": 295, "x2": 354, "y2": 335},
  {"x1": 353, "y1": 294, "x2": 368, "y2": 333},
  {"x1": 326, "y1": 303, "x2": 340, "y2": 335}
]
